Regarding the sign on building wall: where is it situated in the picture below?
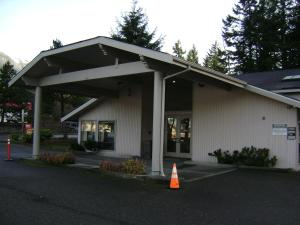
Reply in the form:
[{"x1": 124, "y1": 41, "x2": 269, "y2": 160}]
[
  {"x1": 272, "y1": 124, "x2": 287, "y2": 136},
  {"x1": 287, "y1": 127, "x2": 296, "y2": 140}
]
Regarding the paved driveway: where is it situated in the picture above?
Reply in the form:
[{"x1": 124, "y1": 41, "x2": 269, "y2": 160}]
[
  {"x1": 1, "y1": 151, "x2": 300, "y2": 224},
  {"x1": 0, "y1": 142, "x2": 32, "y2": 159}
]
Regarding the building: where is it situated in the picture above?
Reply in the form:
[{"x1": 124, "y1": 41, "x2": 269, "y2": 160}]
[
  {"x1": 9, "y1": 36, "x2": 300, "y2": 174},
  {"x1": 236, "y1": 69, "x2": 300, "y2": 100}
]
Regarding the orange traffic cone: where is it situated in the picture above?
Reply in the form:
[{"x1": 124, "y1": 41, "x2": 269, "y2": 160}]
[{"x1": 170, "y1": 163, "x2": 180, "y2": 189}]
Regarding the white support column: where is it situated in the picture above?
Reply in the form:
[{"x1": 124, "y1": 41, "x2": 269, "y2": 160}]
[
  {"x1": 33, "y1": 86, "x2": 42, "y2": 159},
  {"x1": 152, "y1": 72, "x2": 163, "y2": 176},
  {"x1": 77, "y1": 120, "x2": 81, "y2": 144}
]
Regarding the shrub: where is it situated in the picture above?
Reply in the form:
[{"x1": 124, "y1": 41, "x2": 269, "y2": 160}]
[
  {"x1": 208, "y1": 146, "x2": 277, "y2": 167},
  {"x1": 11, "y1": 134, "x2": 21, "y2": 142},
  {"x1": 41, "y1": 129, "x2": 53, "y2": 141},
  {"x1": 19, "y1": 129, "x2": 52, "y2": 144},
  {"x1": 99, "y1": 159, "x2": 146, "y2": 175},
  {"x1": 70, "y1": 142, "x2": 85, "y2": 151},
  {"x1": 22, "y1": 133, "x2": 33, "y2": 143},
  {"x1": 99, "y1": 160, "x2": 122, "y2": 172},
  {"x1": 121, "y1": 159, "x2": 145, "y2": 175},
  {"x1": 84, "y1": 140, "x2": 97, "y2": 151},
  {"x1": 39, "y1": 152, "x2": 75, "y2": 165}
]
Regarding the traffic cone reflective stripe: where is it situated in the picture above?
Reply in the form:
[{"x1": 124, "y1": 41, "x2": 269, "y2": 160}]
[{"x1": 170, "y1": 163, "x2": 180, "y2": 189}]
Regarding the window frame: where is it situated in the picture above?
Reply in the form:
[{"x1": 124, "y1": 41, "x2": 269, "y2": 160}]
[
  {"x1": 98, "y1": 120, "x2": 116, "y2": 151},
  {"x1": 80, "y1": 120, "x2": 97, "y2": 142}
]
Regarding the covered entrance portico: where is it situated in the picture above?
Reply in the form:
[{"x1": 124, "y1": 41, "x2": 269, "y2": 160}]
[{"x1": 9, "y1": 36, "x2": 251, "y2": 176}]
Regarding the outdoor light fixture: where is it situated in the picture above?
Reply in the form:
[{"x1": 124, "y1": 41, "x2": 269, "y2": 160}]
[{"x1": 172, "y1": 80, "x2": 176, "y2": 84}]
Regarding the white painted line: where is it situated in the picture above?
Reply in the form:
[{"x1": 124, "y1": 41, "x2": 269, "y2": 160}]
[{"x1": 184, "y1": 169, "x2": 237, "y2": 183}]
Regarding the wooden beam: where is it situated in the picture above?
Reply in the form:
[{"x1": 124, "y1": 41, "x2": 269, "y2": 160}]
[
  {"x1": 38, "y1": 61, "x2": 153, "y2": 87},
  {"x1": 48, "y1": 83, "x2": 118, "y2": 98}
]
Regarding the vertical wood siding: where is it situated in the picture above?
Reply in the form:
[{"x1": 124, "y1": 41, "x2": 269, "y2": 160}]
[
  {"x1": 192, "y1": 84, "x2": 299, "y2": 169},
  {"x1": 80, "y1": 85, "x2": 142, "y2": 157}
]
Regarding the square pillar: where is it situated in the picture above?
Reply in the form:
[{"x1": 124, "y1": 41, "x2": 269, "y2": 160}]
[
  {"x1": 152, "y1": 72, "x2": 163, "y2": 175},
  {"x1": 33, "y1": 86, "x2": 42, "y2": 159}
]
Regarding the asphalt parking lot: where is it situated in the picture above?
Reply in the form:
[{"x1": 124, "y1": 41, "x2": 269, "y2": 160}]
[{"x1": 1, "y1": 148, "x2": 300, "y2": 225}]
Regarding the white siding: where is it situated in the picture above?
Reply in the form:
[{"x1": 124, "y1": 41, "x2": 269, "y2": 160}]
[
  {"x1": 192, "y1": 84, "x2": 299, "y2": 169},
  {"x1": 79, "y1": 85, "x2": 142, "y2": 157}
]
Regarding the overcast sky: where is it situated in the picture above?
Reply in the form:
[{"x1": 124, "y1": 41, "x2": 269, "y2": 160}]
[{"x1": 0, "y1": 0, "x2": 238, "y2": 63}]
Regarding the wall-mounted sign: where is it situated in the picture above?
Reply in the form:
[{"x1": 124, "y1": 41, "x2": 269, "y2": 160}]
[
  {"x1": 272, "y1": 124, "x2": 287, "y2": 136},
  {"x1": 287, "y1": 127, "x2": 296, "y2": 140}
]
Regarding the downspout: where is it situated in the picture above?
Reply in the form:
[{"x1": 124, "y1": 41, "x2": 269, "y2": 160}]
[{"x1": 159, "y1": 66, "x2": 191, "y2": 176}]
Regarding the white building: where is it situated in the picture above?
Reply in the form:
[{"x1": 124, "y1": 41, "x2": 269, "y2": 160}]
[{"x1": 9, "y1": 37, "x2": 300, "y2": 174}]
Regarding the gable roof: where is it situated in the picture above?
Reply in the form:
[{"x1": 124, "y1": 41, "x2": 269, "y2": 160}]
[
  {"x1": 9, "y1": 36, "x2": 246, "y2": 88},
  {"x1": 8, "y1": 36, "x2": 300, "y2": 115},
  {"x1": 235, "y1": 69, "x2": 300, "y2": 92}
]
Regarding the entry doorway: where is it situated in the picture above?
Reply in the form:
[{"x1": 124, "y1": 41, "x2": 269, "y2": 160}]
[{"x1": 164, "y1": 112, "x2": 192, "y2": 158}]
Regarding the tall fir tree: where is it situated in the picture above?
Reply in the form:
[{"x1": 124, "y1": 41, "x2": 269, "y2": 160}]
[
  {"x1": 186, "y1": 44, "x2": 199, "y2": 64},
  {"x1": 111, "y1": 1, "x2": 163, "y2": 50},
  {"x1": 203, "y1": 42, "x2": 229, "y2": 74},
  {"x1": 172, "y1": 40, "x2": 186, "y2": 59},
  {"x1": 222, "y1": 0, "x2": 258, "y2": 73},
  {"x1": 222, "y1": 0, "x2": 299, "y2": 73},
  {"x1": 50, "y1": 39, "x2": 63, "y2": 49},
  {"x1": 0, "y1": 61, "x2": 29, "y2": 123}
]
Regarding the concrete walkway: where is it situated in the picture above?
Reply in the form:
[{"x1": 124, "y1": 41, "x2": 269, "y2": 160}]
[
  {"x1": 0, "y1": 140, "x2": 236, "y2": 182},
  {"x1": 72, "y1": 153, "x2": 236, "y2": 182}
]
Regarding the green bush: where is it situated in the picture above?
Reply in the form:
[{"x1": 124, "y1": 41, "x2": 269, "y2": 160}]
[
  {"x1": 121, "y1": 159, "x2": 145, "y2": 175},
  {"x1": 39, "y1": 152, "x2": 75, "y2": 165},
  {"x1": 11, "y1": 134, "x2": 21, "y2": 142},
  {"x1": 84, "y1": 140, "x2": 97, "y2": 151},
  {"x1": 208, "y1": 146, "x2": 277, "y2": 167},
  {"x1": 19, "y1": 129, "x2": 52, "y2": 144},
  {"x1": 70, "y1": 142, "x2": 85, "y2": 151},
  {"x1": 41, "y1": 129, "x2": 53, "y2": 141},
  {"x1": 22, "y1": 133, "x2": 33, "y2": 143}
]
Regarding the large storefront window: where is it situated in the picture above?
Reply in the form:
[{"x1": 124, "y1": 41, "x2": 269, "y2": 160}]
[
  {"x1": 98, "y1": 121, "x2": 115, "y2": 150},
  {"x1": 81, "y1": 120, "x2": 96, "y2": 141}
]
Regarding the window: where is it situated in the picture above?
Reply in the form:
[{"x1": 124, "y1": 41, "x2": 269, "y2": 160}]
[
  {"x1": 98, "y1": 121, "x2": 115, "y2": 150},
  {"x1": 81, "y1": 120, "x2": 96, "y2": 141}
]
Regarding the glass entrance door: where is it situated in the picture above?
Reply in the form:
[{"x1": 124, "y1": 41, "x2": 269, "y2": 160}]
[{"x1": 165, "y1": 114, "x2": 191, "y2": 158}]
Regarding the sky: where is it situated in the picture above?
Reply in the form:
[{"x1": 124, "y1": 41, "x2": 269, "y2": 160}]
[{"x1": 0, "y1": 0, "x2": 238, "y2": 64}]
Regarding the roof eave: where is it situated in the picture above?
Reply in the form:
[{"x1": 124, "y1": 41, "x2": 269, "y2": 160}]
[
  {"x1": 9, "y1": 36, "x2": 174, "y2": 87},
  {"x1": 246, "y1": 85, "x2": 300, "y2": 108},
  {"x1": 172, "y1": 57, "x2": 247, "y2": 88}
]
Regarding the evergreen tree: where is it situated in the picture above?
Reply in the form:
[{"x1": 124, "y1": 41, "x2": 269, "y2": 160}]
[
  {"x1": 111, "y1": 1, "x2": 163, "y2": 50},
  {"x1": 50, "y1": 39, "x2": 63, "y2": 49},
  {"x1": 282, "y1": 0, "x2": 300, "y2": 68},
  {"x1": 222, "y1": 0, "x2": 258, "y2": 73},
  {"x1": 186, "y1": 44, "x2": 199, "y2": 64},
  {"x1": 172, "y1": 40, "x2": 186, "y2": 59},
  {"x1": 203, "y1": 42, "x2": 229, "y2": 74},
  {"x1": 0, "y1": 61, "x2": 29, "y2": 123},
  {"x1": 222, "y1": 0, "x2": 299, "y2": 73}
]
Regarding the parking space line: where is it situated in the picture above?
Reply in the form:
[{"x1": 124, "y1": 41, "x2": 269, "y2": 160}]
[{"x1": 184, "y1": 169, "x2": 237, "y2": 183}]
